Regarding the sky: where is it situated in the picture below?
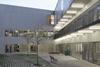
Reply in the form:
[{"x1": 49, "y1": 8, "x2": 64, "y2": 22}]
[{"x1": 0, "y1": 0, "x2": 58, "y2": 10}]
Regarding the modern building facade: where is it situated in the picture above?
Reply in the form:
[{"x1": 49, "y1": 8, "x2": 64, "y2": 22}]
[
  {"x1": 0, "y1": 4, "x2": 54, "y2": 53},
  {"x1": 0, "y1": 0, "x2": 100, "y2": 66},
  {"x1": 54, "y1": 0, "x2": 100, "y2": 65}
]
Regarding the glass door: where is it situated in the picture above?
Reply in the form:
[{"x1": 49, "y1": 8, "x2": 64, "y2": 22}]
[{"x1": 82, "y1": 42, "x2": 97, "y2": 63}]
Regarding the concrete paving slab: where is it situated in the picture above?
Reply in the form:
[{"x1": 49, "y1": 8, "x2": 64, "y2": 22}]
[{"x1": 39, "y1": 53, "x2": 100, "y2": 67}]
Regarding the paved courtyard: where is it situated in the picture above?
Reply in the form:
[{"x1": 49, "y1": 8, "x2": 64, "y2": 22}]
[
  {"x1": 39, "y1": 53, "x2": 100, "y2": 67},
  {"x1": 0, "y1": 54, "x2": 54, "y2": 67},
  {"x1": 0, "y1": 53, "x2": 100, "y2": 67}
]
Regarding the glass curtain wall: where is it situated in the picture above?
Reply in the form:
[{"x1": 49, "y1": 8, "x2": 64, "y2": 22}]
[
  {"x1": 63, "y1": 42, "x2": 100, "y2": 65},
  {"x1": 82, "y1": 42, "x2": 100, "y2": 65},
  {"x1": 56, "y1": 42, "x2": 100, "y2": 65},
  {"x1": 70, "y1": 43, "x2": 83, "y2": 60}
]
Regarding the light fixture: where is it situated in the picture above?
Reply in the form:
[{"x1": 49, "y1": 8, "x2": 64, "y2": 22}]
[
  {"x1": 71, "y1": 33, "x2": 84, "y2": 36},
  {"x1": 78, "y1": 30, "x2": 94, "y2": 34},
  {"x1": 15, "y1": 30, "x2": 18, "y2": 33},
  {"x1": 76, "y1": 33, "x2": 83, "y2": 36},
  {"x1": 89, "y1": 26, "x2": 100, "y2": 29},
  {"x1": 71, "y1": 3, "x2": 85, "y2": 8},
  {"x1": 70, "y1": 33, "x2": 78, "y2": 37},
  {"x1": 58, "y1": 21, "x2": 66, "y2": 24},
  {"x1": 57, "y1": 24, "x2": 64, "y2": 27},
  {"x1": 66, "y1": 10, "x2": 77, "y2": 14},
  {"x1": 60, "y1": 18, "x2": 69, "y2": 22},
  {"x1": 63, "y1": 15, "x2": 73, "y2": 18},
  {"x1": 58, "y1": 22, "x2": 66, "y2": 26}
]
